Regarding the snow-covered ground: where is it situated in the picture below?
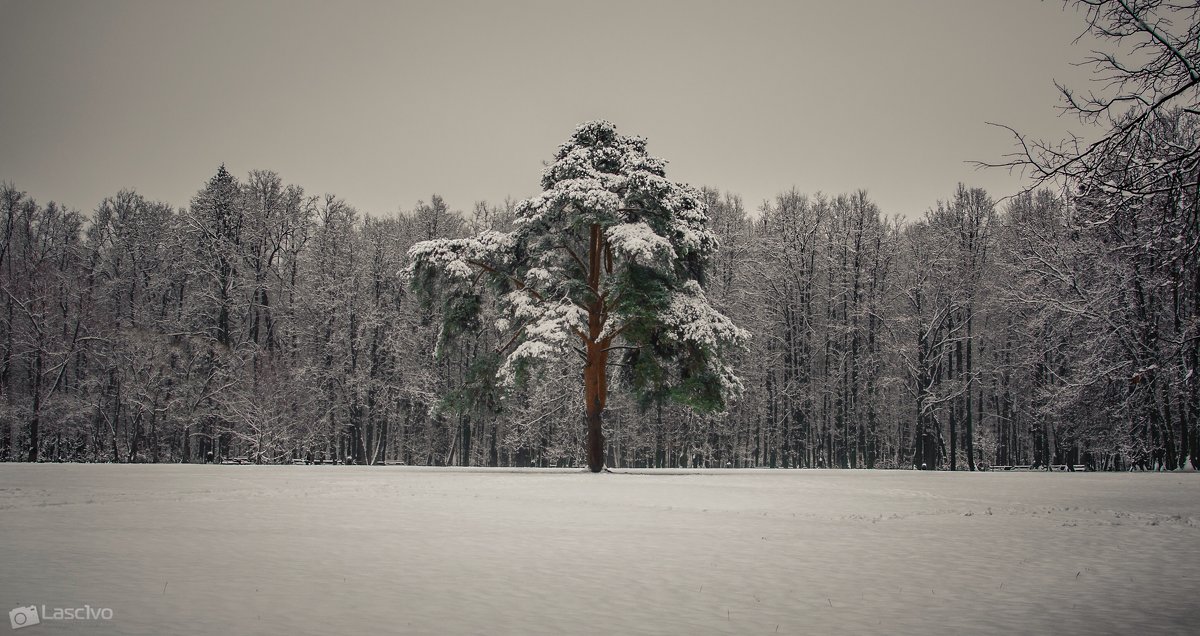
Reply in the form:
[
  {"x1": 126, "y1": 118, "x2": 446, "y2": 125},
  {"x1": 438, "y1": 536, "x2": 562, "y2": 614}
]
[{"x1": 1, "y1": 466, "x2": 1197, "y2": 635}]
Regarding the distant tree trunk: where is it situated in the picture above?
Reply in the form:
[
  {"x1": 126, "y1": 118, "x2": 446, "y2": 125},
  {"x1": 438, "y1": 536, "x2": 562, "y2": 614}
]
[
  {"x1": 27, "y1": 345, "x2": 42, "y2": 462},
  {"x1": 460, "y1": 415, "x2": 472, "y2": 467},
  {"x1": 966, "y1": 313, "x2": 976, "y2": 470},
  {"x1": 487, "y1": 418, "x2": 498, "y2": 467},
  {"x1": 109, "y1": 377, "x2": 121, "y2": 463},
  {"x1": 149, "y1": 403, "x2": 160, "y2": 464},
  {"x1": 127, "y1": 412, "x2": 142, "y2": 463},
  {"x1": 182, "y1": 424, "x2": 191, "y2": 463},
  {"x1": 949, "y1": 314, "x2": 958, "y2": 472}
]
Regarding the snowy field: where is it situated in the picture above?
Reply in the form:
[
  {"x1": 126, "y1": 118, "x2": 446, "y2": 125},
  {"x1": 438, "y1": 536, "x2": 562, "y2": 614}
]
[{"x1": 1, "y1": 466, "x2": 1197, "y2": 635}]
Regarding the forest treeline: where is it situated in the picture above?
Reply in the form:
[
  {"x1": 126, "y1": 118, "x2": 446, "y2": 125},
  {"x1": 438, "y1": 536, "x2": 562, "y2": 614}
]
[{"x1": 2, "y1": 109, "x2": 1196, "y2": 470}]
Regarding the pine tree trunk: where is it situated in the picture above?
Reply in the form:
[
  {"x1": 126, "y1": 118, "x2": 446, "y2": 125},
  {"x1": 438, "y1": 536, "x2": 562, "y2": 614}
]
[
  {"x1": 584, "y1": 344, "x2": 607, "y2": 472},
  {"x1": 584, "y1": 223, "x2": 608, "y2": 473}
]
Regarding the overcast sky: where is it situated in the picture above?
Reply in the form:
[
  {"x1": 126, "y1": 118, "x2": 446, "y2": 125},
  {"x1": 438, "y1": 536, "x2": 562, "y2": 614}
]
[{"x1": 0, "y1": 0, "x2": 1097, "y2": 219}]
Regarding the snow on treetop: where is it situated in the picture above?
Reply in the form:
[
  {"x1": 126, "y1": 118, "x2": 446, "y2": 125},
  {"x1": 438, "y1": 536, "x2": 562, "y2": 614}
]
[
  {"x1": 518, "y1": 121, "x2": 718, "y2": 260},
  {"x1": 622, "y1": 153, "x2": 668, "y2": 177},
  {"x1": 550, "y1": 120, "x2": 647, "y2": 161}
]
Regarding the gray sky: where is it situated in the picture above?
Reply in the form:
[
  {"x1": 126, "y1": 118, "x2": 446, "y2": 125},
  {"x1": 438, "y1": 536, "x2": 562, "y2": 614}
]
[{"x1": 0, "y1": 0, "x2": 1095, "y2": 219}]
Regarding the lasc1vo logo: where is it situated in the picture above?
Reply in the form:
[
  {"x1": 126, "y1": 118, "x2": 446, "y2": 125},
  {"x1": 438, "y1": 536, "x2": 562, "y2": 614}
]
[
  {"x1": 9, "y1": 605, "x2": 114, "y2": 629},
  {"x1": 8, "y1": 606, "x2": 38, "y2": 630}
]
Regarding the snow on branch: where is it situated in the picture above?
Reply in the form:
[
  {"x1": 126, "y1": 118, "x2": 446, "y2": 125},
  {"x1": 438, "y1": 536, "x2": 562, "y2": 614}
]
[
  {"x1": 605, "y1": 222, "x2": 676, "y2": 264},
  {"x1": 662, "y1": 280, "x2": 750, "y2": 351},
  {"x1": 497, "y1": 297, "x2": 587, "y2": 386},
  {"x1": 515, "y1": 178, "x2": 623, "y2": 227},
  {"x1": 403, "y1": 230, "x2": 515, "y2": 283}
]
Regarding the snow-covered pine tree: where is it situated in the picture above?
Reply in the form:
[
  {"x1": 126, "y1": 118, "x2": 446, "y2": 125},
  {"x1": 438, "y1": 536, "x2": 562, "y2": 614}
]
[{"x1": 405, "y1": 120, "x2": 748, "y2": 472}]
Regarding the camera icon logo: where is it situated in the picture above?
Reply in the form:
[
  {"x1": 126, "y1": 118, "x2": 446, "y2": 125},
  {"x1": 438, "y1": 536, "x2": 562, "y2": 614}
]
[{"x1": 8, "y1": 606, "x2": 39, "y2": 630}]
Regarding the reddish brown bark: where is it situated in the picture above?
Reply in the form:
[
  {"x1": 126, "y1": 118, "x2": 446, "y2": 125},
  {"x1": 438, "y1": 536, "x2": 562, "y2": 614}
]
[
  {"x1": 584, "y1": 223, "x2": 610, "y2": 472},
  {"x1": 584, "y1": 340, "x2": 607, "y2": 472}
]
